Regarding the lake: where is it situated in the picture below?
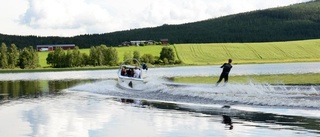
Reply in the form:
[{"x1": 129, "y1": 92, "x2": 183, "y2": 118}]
[{"x1": 0, "y1": 62, "x2": 320, "y2": 137}]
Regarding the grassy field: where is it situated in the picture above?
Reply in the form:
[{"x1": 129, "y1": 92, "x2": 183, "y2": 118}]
[
  {"x1": 174, "y1": 39, "x2": 320, "y2": 65},
  {"x1": 37, "y1": 39, "x2": 320, "y2": 67},
  {"x1": 38, "y1": 51, "x2": 52, "y2": 68},
  {"x1": 171, "y1": 73, "x2": 320, "y2": 85}
]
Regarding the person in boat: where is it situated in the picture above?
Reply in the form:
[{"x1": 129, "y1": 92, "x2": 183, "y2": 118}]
[
  {"x1": 126, "y1": 68, "x2": 133, "y2": 77},
  {"x1": 216, "y1": 58, "x2": 233, "y2": 86},
  {"x1": 133, "y1": 66, "x2": 141, "y2": 78},
  {"x1": 121, "y1": 67, "x2": 127, "y2": 76},
  {"x1": 130, "y1": 68, "x2": 135, "y2": 77}
]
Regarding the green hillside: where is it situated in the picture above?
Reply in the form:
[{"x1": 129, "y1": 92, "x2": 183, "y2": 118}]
[
  {"x1": 174, "y1": 39, "x2": 320, "y2": 65},
  {"x1": 36, "y1": 39, "x2": 320, "y2": 67},
  {"x1": 1, "y1": 0, "x2": 320, "y2": 48}
]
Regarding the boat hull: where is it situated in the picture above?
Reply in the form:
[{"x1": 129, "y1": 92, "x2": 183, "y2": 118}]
[{"x1": 117, "y1": 76, "x2": 146, "y2": 90}]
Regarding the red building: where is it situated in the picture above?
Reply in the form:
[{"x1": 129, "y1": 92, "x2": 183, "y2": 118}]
[
  {"x1": 37, "y1": 44, "x2": 75, "y2": 51},
  {"x1": 160, "y1": 39, "x2": 169, "y2": 45}
]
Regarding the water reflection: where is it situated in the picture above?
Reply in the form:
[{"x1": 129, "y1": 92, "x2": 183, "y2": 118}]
[
  {"x1": 0, "y1": 80, "x2": 94, "y2": 100},
  {"x1": 115, "y1": 98, "x2": 320, "y2": 133},
  {"x1": 118, "y1": 98, "x2": 179, "y2": 110},
  {"x1": 117, "y1": 98, "x2": 235, "y2": 130},
  {"x1": 118, "y1": 98, "x2": 235, "y2": 131},
  {"x1": 1, "y1": 94, "x2": 319, "y2": 137},
  {"x1": 222, "y1": 115, "x2": 233, "y2": 130}
]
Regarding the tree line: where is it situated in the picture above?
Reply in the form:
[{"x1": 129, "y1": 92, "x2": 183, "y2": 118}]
[
  {"x1": 1, "y1": 1, "x2": 320, "y2": 49},
  {"x1": 46, "y1": 45, "x2": 181, "y2": 68},
  {"x1": 0, "y1": 43, "x2": 39, "y2": 69},
  {"x1": 0, "y1": 42, "x2": 181, "y2": 69}
]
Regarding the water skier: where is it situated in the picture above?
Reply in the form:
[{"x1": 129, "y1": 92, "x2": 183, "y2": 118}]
[{"x1": 216, "y1": 59, "x2": 233, "y2": 86}]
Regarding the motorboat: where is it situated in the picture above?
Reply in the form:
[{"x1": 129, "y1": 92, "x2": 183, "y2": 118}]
[{"x1": 117, "y1": 58, "x2": 147, "y2": 90}]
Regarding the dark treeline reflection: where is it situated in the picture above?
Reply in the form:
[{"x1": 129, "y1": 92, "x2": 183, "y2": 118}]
[
  {"x1": 0, "y1": 80, "x2": 93, "y2": 100},
  {"x1": 117, "y1": 98, "x2": 320, "y2": 132}
]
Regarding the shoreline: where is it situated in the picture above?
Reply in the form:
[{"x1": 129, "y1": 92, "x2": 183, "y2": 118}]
[
  {"x1": 169, "y1": 73, "x2": 320, "y2": 85},
  {"x1": 1, "y1": 62, "x2": 320, "y2": 85},
  {"x1": 1, "y1": 61, "x2": 320, "y2": 73}
]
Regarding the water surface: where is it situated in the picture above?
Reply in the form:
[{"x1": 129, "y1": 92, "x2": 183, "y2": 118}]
[{"x1": 0, "y1": 62, "x2": 319, "y2": 137}]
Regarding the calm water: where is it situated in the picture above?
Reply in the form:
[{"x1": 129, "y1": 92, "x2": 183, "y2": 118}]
[{"x1": 0, "y1": 62, "x2": 320, "y2": 137}]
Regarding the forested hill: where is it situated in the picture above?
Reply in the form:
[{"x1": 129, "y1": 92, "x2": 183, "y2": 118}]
[{"x1": 1, "y1": 0, "x2": 320, "y2": 48}]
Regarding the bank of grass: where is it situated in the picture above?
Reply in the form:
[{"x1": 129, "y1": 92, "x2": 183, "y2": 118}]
[
  {"x1": 171, "y1": 73, "x2": 320, "y2": 85},
  {"x1": 174, "y1": 39, "x2": 320, "y2": 65}
]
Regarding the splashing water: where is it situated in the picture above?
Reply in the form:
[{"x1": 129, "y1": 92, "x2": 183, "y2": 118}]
[{"x1": 68, "y1": 77, "x2": 320, "y2": 109}]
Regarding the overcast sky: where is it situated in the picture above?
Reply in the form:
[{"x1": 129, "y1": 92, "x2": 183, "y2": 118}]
[{"x1": 0, "y1": 0, "x2": 310, "y2": 37}]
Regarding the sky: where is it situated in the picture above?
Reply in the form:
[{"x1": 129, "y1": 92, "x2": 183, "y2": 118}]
[{"x1": 0, "y1": 0, "x2": 311, "y2": 37}]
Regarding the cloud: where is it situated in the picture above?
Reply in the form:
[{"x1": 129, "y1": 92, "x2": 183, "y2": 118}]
[
  {"x1": 9, "y1": 0, "x2": 311, "y2": 36},
  {"x1": 19, "y1": 0, "x2": 111, "y2": 29}
]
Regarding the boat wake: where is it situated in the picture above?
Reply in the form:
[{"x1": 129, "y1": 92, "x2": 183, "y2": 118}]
[{"x1": 67, "y1": 78, "x2": 320, "y2": 109}]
